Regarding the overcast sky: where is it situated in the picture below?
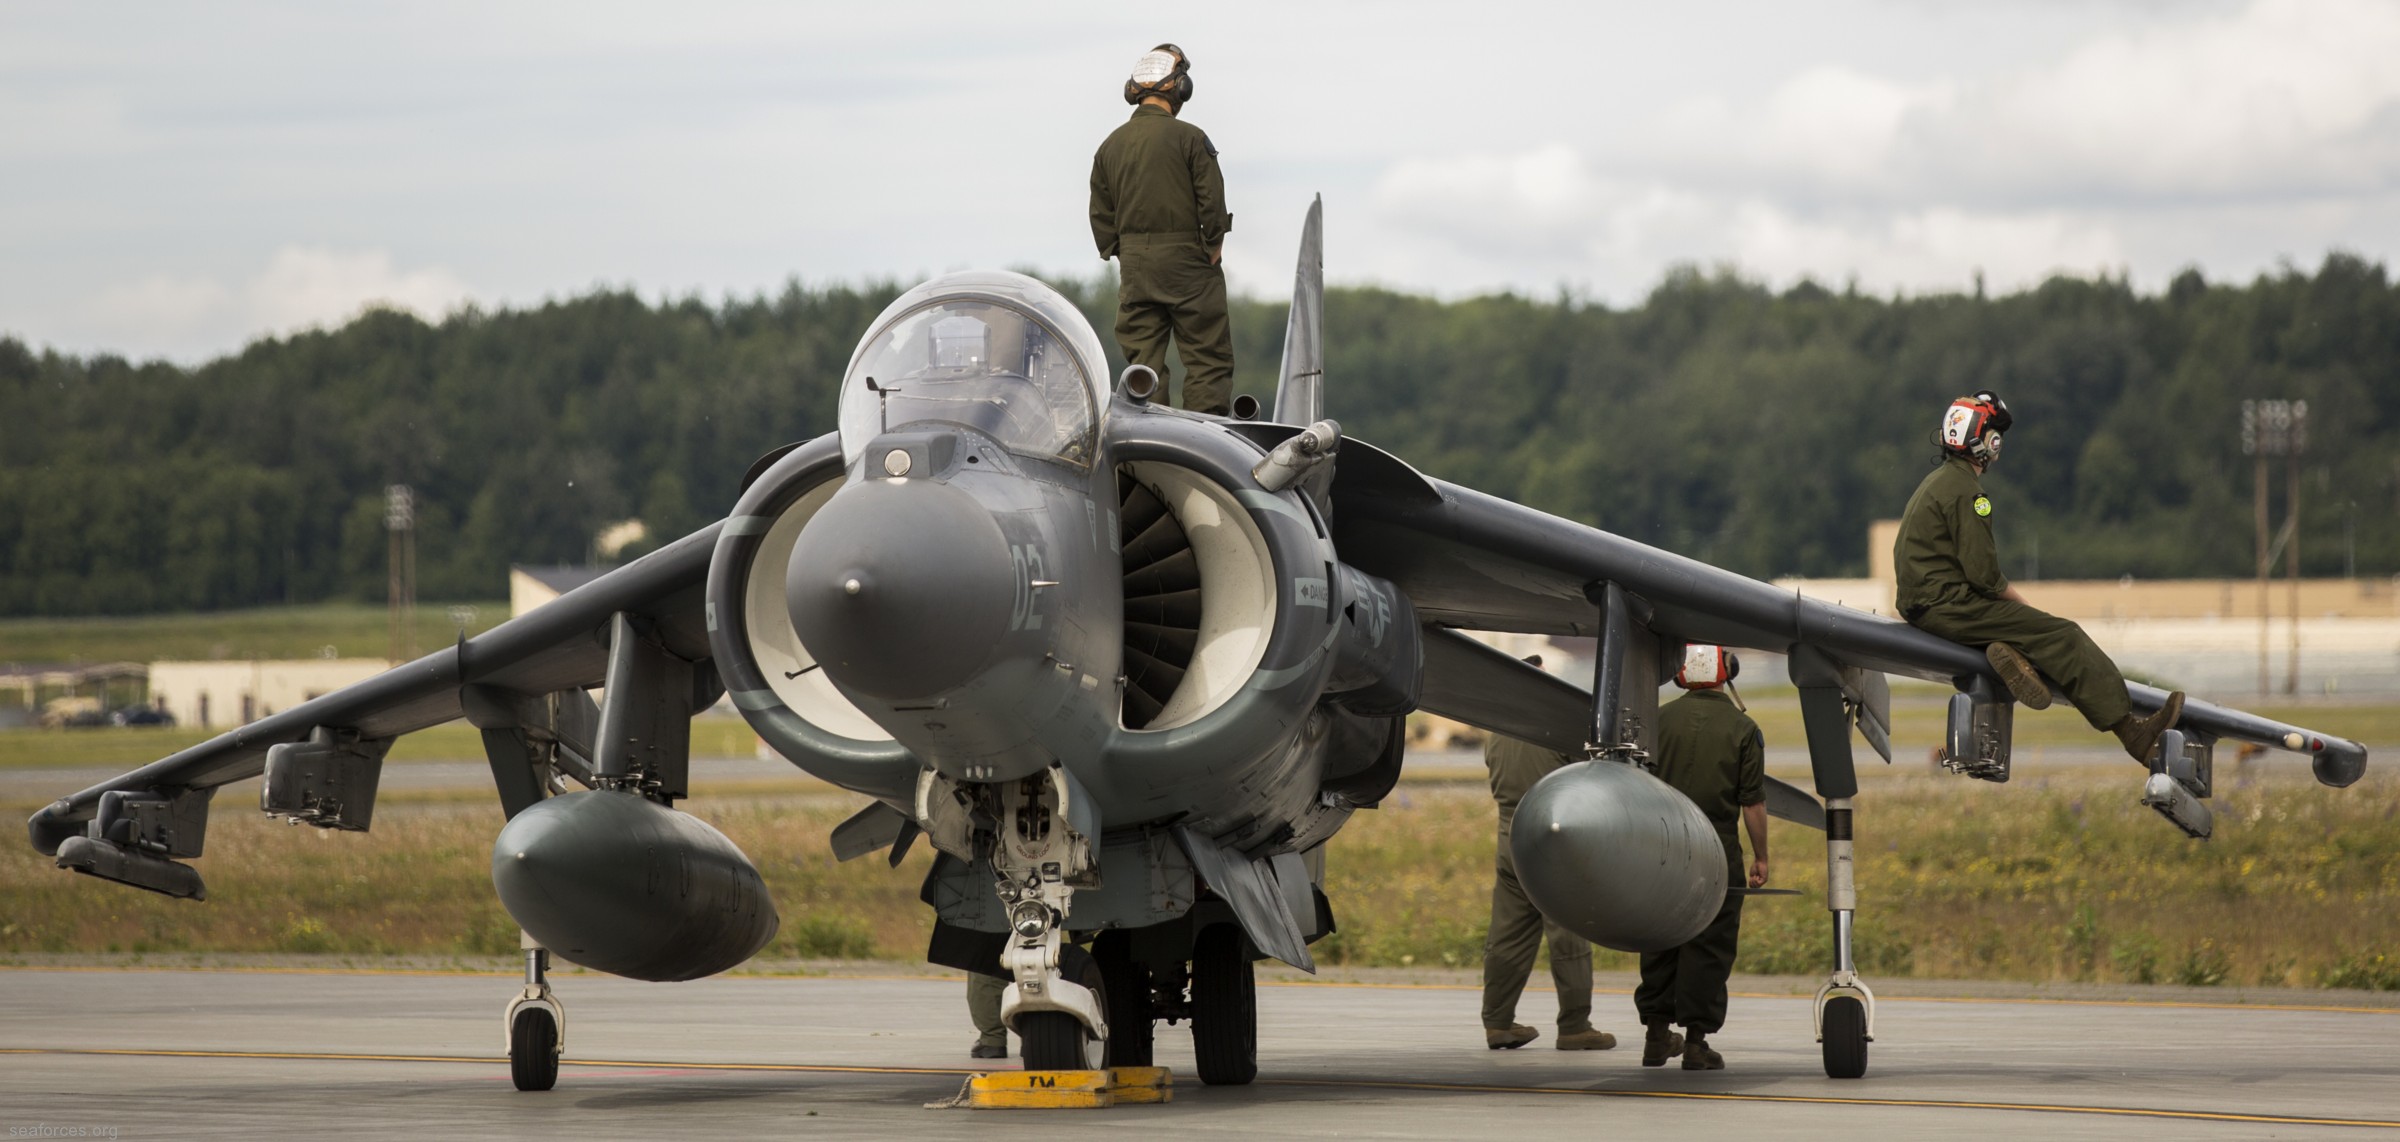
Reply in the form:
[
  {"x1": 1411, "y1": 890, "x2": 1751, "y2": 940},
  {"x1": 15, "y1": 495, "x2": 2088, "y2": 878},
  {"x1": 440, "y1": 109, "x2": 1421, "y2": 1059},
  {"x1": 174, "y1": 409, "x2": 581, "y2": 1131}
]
[{"x1": 5, "y1": 0, "x2": 2397, "y2": 362}]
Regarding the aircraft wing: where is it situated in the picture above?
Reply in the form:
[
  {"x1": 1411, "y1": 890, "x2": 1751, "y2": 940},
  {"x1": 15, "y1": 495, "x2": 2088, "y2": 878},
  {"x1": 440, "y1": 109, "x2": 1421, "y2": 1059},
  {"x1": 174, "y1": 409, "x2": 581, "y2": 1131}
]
[
  {"x1": 26, "y1": 518, "x2": 726, "y2": 860},
  {"x1": 1322, "y1": 439, "x2": 2368, "y2": 790}
]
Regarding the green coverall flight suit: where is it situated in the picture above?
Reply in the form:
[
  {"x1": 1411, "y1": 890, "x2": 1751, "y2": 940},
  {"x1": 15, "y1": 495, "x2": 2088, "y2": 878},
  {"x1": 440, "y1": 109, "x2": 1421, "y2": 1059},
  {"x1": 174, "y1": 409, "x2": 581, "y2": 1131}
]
[
  {"x1": 967, "y1": 971, "x2": 1006, "y2": 1054},
  {"x1": 1895, "y1": 457, "x2": 2132, "y2": 729},
  {"x1": 1480, "y1": 735, "x2": 1598, "y2": 1036},
  {"x1": 1089, "y1": 104, "x2": 1235, "y2": 416},
  {"x1": 1634, "y1": 689, "x2": 1764, "y2": 1037}
]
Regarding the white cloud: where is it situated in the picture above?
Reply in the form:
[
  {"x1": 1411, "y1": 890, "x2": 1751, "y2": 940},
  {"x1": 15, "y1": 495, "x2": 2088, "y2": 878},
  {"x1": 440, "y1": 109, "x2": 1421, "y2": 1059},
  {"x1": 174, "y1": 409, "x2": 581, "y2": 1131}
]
[
  {"x1": 1359, "y1": 0, "x2": 2400, "y2": 300},
  {"x1": 1365, "y1": 146, "x2": 2125, "y2": 298},
  {"x1": 79, "y1": 247, "x2": 471, "y2": 360},
  {"x1": 1929, "y1": 0, "x2": 2400, "y2": 200}
]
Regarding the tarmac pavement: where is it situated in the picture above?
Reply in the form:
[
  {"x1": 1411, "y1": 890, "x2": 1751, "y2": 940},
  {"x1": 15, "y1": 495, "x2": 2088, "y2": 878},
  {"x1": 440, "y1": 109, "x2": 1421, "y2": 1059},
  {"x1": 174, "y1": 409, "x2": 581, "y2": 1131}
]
[{"x1": 4, "y1": 965, "x2": 2397, "y2": 1139}]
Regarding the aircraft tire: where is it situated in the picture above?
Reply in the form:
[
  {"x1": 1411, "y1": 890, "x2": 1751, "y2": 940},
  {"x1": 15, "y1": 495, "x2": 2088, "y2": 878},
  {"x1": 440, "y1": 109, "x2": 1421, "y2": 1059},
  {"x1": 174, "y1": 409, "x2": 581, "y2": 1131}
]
[
  {"x1": 1095, "y1": 931, "x2": 1155, "y2": 1068},
  {"x1": 1821, "y1": 995, "x2": 1868, "y2": 1079},
  {"x1": 1019, "y1": 1012, "x2": 1090, "y2": 1071},
  {"x1": 509, "y1": 1007, "x2": 559, "y2": 1091},
  {"x1": 1191, "y1": 923, "x2": 1257, "y2": 1085}
]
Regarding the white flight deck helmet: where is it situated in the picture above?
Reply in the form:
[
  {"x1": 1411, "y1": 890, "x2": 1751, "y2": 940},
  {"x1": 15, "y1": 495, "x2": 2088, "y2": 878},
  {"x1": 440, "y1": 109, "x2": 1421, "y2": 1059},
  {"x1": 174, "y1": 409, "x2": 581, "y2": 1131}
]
[
  {"x1": 1124, "y1": 44, "x2": 1193, "y2": 110},
  {"x1": 1676, "y1": 643, "x2": 1747, "y2": 710}
]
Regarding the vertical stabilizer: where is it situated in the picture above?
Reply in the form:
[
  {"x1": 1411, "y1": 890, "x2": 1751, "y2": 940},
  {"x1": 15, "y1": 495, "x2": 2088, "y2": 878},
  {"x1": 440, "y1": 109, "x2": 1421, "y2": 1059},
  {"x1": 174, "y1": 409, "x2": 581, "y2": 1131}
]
[{"x1": 1271, "y1": 195, "x2": 1324, "y2": 425}]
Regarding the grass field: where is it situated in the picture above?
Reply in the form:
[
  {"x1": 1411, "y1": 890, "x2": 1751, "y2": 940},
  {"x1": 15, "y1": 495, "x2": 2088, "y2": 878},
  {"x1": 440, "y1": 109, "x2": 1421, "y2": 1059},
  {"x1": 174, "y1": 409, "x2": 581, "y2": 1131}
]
[
  {"x1": 7, "y1": 773, "x2": 2397, "y2": 991},
  {"x1": 0, "y1": 601, "x2": 511, "y2": 666}
]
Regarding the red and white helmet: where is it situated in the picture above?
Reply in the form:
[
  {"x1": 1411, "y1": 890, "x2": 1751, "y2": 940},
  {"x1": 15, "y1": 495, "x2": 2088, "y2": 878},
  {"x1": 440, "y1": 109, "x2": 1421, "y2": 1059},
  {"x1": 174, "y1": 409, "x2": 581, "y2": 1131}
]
[
  {"x1": 1940, "y1": 390, "x2": 2013, "y2": 462},
  {"x1": 1676, "y1": 644, "x2": 1739, "y2": 689}
]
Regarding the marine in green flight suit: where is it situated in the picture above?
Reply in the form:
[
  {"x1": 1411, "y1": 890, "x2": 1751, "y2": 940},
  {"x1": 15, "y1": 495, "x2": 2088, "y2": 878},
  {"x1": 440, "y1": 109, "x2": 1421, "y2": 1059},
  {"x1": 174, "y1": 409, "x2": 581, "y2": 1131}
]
[
  {"x1": 1634, "y1": 646, "x2": 1769, "y2": 1071},
  {"x1": 1895, "y1": 391, "x2": 2183, "y2": 763},
  {"x1": 1090, "y1": 44, "x2": 1234, "y2": 416},
  {"x1": 966, "y1": 971, "x2": 1006, "y2": 1059},
  {"x1": 1479, "y1": 733, "x2": 1616, "y2": 1051}
]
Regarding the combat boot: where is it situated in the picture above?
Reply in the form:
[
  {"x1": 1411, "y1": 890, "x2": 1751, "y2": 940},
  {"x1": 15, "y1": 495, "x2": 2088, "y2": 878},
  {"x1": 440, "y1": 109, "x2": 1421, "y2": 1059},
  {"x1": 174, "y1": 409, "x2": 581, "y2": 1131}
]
[
  {"x1": 1555, "y1": 1028, "x2": 1617, "y2": 1051},
  {"x1": 1984, "y1": 643, "x2": 2053, "y2": 710},
  {"x1": 1641, "y1": 1023, "x2": 1684, "y2": 1067},
  {"x1": 2111, "y1": 691, "x2": 2186, "y2": 765},
  {"x1": 1681, "y1": 1035, "x2": 1724, "y2": 1070},
  {"x1": 1485, "y1": 1024, "x2": 1538, "y2": 1050}
]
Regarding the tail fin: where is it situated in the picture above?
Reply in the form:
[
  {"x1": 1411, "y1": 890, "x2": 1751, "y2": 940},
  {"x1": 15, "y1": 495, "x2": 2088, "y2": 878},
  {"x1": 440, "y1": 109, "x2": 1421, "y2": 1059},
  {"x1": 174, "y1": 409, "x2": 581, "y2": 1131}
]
[{"x1": 1270, "y1": 195, "x2": 1324, "y2": 425}]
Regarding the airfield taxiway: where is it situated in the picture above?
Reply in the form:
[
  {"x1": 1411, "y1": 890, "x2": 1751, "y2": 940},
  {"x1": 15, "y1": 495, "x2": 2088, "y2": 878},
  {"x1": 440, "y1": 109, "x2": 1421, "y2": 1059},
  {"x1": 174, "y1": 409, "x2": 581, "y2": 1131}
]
[{"x1": 4, "y1": 966, "x2": 2396, "y2": 1139}]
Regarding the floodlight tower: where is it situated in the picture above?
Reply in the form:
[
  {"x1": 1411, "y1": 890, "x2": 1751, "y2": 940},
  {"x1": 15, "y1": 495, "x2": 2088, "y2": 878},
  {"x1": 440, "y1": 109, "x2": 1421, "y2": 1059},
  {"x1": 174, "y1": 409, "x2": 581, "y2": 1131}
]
[
  {"x1": 386, "y1": 484, "x2": 417, "y2": 665},
  {"x1": 2240, "y1": 400, "x2": 2307, "y2": 695}
]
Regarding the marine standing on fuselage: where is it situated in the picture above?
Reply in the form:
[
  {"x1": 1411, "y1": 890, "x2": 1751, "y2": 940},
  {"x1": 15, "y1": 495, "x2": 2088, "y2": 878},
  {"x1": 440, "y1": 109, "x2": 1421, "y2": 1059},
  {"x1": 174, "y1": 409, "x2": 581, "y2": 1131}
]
[
  {"x1": 1635, "y1": 645, "x2": 1768, "y2": 1070},
  {"x1": 1893, "y1": 392, "x2": 2186, "y2": 763},
  {"x1": 1089, "y1": 43, "x2": 1235, "y2": 416}
]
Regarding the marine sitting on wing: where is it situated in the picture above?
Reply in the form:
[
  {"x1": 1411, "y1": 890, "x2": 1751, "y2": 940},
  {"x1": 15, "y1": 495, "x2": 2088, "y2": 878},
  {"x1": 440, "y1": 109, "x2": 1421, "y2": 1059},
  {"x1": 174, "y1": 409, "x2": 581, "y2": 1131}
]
[{"x1": 1893, "y1": 391, "x2": 2186, "y2": 763}]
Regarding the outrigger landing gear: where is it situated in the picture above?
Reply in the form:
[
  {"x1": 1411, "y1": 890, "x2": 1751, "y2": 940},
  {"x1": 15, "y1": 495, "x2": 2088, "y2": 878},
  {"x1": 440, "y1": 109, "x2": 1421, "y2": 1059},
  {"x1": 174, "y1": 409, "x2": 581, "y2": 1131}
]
[
  {"x1": 505, "y1": 939, "x2": 564, "y2": 1091},
  {"x1": 1813, "y1": 797, "x2": 1873, "y2": 1079}
]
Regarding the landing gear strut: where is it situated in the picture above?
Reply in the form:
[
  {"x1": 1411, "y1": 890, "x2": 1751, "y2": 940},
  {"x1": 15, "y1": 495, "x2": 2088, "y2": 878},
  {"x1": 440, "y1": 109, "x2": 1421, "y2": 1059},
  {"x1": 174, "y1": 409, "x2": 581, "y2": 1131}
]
[
  {"x1": 505, "y1": 941, "x2": 563, "y2": 1091},
  {"x1": 992, "y1": 768, "x2": 1108, "y2": 1070},
  {"x1": 1813, "y1": 797, "x2": 1873, "y2": 1079}
]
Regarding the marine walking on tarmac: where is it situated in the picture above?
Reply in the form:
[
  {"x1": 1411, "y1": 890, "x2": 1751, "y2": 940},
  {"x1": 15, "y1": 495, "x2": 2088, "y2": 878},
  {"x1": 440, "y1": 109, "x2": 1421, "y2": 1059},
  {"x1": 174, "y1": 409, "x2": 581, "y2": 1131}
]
[
  {"x1": 1480, "y1": 716, "x2": 1619, "y2": 1052},
  {"x1": 1089, "y1": 43, "x2": 1236, "y2": 416},
  {"x1": 1894, "y1": 391, "x2": 2186, "y2": 762},
  {"x1": 1634, "y1": 644, "x2": 1770, "y2": 1070}
]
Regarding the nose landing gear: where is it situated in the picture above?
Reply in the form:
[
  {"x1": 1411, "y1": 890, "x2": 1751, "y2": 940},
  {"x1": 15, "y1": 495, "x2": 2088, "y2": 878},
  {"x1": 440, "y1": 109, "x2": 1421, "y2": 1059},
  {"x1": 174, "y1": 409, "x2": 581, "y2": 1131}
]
[{"x1": 992, "y1": 768, "x2": 1109, "y2": 1070}]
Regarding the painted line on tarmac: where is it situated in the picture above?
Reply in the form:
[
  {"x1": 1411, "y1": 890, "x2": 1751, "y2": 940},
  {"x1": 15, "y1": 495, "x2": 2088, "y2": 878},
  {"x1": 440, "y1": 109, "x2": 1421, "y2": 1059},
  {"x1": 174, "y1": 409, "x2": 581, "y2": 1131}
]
[
  {"x1": 1260, "y1": 1075, "x2": 2400, "y2": 1130},
  {"x1": 5, "y1": 963, "x2": 2395, "y2": 1016},
  {"x1": 0, "y1": 1047, "x2": 975, "y2": 1079},
  {"x1": 5, "y1": 1047, "x2": 2395, "y2": 1130}
]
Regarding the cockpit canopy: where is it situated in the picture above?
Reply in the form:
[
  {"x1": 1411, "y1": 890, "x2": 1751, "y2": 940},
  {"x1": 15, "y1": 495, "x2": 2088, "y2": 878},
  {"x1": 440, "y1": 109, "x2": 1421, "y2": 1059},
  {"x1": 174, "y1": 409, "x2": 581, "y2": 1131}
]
[{"x1": 838, "y1": 271, "x2": 1111, "y2": 469}]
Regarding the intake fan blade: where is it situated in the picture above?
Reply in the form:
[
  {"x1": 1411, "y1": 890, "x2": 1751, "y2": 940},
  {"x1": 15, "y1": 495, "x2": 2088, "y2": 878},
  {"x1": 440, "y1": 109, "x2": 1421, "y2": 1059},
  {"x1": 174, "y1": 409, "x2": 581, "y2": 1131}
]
[{"x1": 1119, "y1": 471, "x2": 1200, "y2": 728}]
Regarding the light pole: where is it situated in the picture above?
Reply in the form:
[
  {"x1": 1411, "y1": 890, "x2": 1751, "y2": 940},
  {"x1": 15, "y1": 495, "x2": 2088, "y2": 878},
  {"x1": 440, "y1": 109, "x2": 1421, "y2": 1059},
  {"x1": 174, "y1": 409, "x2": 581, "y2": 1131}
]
[
  {"x1": 386, "y1": 484, "x2": 417, "y2": 665},
  {"x1": 2239, "y1": 400, "x2": 2306, "y2": 696}
]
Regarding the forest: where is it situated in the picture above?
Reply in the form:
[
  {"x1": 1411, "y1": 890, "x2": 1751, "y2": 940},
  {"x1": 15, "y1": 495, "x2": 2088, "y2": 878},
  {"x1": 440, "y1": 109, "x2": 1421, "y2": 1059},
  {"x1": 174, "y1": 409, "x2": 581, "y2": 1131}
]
[{"x1": 0, "y1": 255, "x2": 2394, "y2": 616}]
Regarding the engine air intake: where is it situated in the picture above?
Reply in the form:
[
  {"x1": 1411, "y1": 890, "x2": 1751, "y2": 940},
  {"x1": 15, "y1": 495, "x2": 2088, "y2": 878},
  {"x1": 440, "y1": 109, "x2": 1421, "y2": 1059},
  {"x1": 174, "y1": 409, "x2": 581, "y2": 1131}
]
[{"x1": 1118, "y1": 470, "x2": 1200, "y2": 728}]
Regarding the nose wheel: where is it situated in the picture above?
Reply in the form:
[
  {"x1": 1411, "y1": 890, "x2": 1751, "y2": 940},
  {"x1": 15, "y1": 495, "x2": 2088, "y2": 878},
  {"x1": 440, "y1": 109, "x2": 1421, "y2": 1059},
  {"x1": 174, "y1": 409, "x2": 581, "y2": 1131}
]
[{"x1": 504, "y1": 945, "x2": 564, "y2": 1091}]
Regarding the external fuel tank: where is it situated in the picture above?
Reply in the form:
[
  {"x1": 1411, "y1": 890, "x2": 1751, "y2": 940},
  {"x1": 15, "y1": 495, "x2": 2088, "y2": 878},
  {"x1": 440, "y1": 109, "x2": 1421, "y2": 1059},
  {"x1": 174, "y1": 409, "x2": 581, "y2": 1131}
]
[
  {"x1": 491, "y1": 790, "x2": 778, "y2": 981},
  {"x1": 1509, "y1": 759, "x2": 1728, "y2": 954}
]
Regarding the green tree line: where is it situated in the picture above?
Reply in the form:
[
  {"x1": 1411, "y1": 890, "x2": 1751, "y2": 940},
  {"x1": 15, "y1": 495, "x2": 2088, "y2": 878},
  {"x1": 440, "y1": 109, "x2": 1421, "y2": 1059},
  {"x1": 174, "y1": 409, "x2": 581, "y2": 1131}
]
[{"x1": 1, "y1": 256, "x2": 2394, "y2": 617}]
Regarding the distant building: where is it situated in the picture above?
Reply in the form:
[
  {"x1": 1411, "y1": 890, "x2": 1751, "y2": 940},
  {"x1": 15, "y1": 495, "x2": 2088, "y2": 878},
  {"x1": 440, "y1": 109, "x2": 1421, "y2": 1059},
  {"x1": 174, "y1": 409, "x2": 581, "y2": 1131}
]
[
  {"x1": 510, "y1": 565, "x2": 608, "y2": 619},
  {"x1": 148, "y1": 659, "x2": 387, "y2": 730}
]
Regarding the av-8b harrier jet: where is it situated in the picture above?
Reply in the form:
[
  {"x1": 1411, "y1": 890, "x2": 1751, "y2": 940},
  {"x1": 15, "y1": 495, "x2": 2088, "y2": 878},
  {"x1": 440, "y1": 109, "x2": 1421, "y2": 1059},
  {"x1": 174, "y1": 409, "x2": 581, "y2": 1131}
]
[{"x1": 29, "y1": 201, "x2": 2369, "y2": 1091}]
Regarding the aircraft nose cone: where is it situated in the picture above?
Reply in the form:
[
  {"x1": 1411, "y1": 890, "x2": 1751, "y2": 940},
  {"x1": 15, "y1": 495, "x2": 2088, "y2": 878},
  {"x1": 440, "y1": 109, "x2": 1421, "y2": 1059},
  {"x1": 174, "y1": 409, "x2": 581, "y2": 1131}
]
[{"x1": 786, "y1": 478, "x2": 1017, "y2": 700}]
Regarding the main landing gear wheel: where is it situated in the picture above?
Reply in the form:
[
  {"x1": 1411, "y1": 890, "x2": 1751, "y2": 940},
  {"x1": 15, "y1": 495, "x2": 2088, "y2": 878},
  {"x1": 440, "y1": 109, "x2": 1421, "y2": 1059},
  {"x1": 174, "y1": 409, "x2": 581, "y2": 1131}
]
[
  {"x1": 1095, "y1": 931, "x2": 1155, "y2": 1068},
  {"x1": 1191, "y1": 923, "x2": 1257, "y2": 1086},
  {"x1": 1821, "y1": 994, "x2": 1868, "y2": 1080},
  {"x1": 1020, "y1": 944, "x2": 1105, "y2": 1071},
  {"x1": 509, "y1": 1006, "x2": 559, "y2": 1091}
]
